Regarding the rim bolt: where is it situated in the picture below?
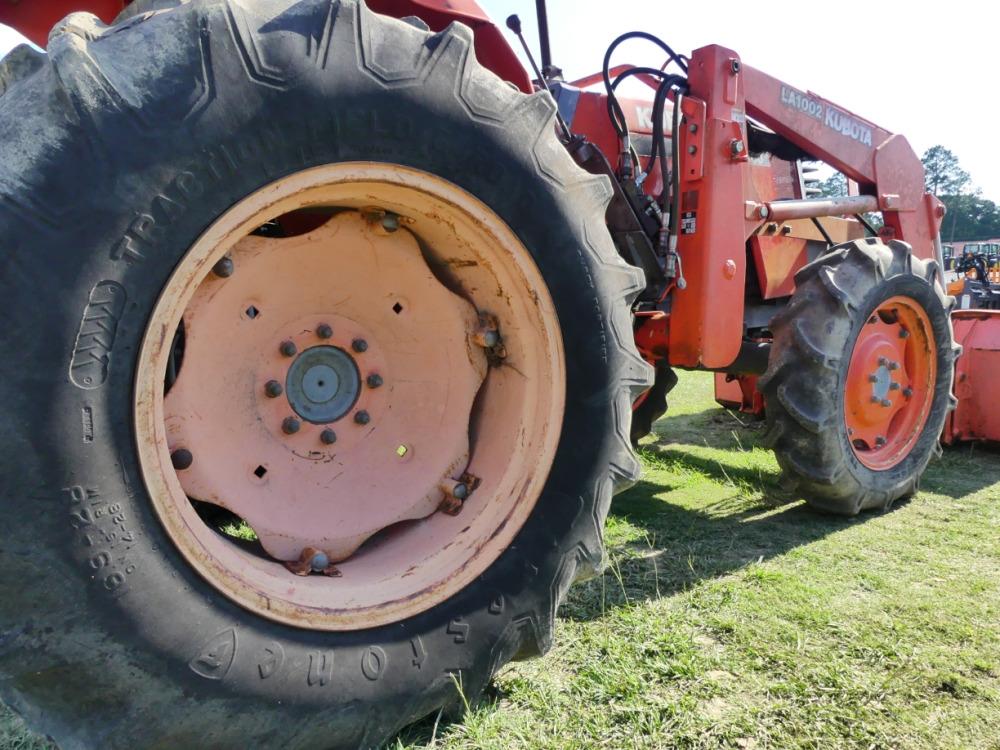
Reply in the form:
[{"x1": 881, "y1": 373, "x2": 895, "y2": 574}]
[
  {"x1": 875, "y1": 436, "x2": 887, "y2": 448},
  {"x1": 264, "y1": 380, "x2": 283, "y2": 398},
  {"x1": 212, "y1": 256, "x2": 234, "y2": 278},
  {"x1": 320, "y1": 429, "x2": 337, "y2": 445},
  {"x1": 316, "y1": 323, "x2": 333, "y2": 339},
  {"x1": 881, "y1": 399, "x2": 892, "y2": 407},
  {"x1": 310, "y1": 552, "x2": 330, "y2": 572},
  {"x1": 352, "y1": 338, "x2": 369, "y2": 353},
  {"x1": 878, "y1": 356, "x2": 889, "y2": 367},
  {"x1": 868, "y1": 373, "x2": 878, "y2": 383},
  {"x1": 452, "y1": 482, "x2": 469, "y2": 500},
  {"x1": 171, "y1": 448, "x2": 193, "y2": 470},
  {"x1": 899, "y1": 329, "x2": 910, "y2": 339},
  {"x1": 888, "y1": 361, "x2": 900, "y2": 371},
  {"x1": 354, "y1": 410, "x2": 371, "y2": 425},
  {"x1": 282, "y1": 417, "x2": 301, "y2": 435},
  {"x1": 889, "y1": 382, "x2": 901, "y2": 391},
  {"x1": 366, "y1": 373, "x2": 383, "y2": 389},
  {"x1": 280, "y1": 340, "x2": 298, "y2": 357},
  {"x1": 903, "y1": 387, "x2": 913, "y2": 398}
]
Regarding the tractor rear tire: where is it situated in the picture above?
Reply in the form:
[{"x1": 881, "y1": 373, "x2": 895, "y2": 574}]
[
  {"x1": 0, "y1": 2, "x2": 651, "y2": 748},
  {"x1": 760, "y1": 238, "x2": 956, "y2": 514}
]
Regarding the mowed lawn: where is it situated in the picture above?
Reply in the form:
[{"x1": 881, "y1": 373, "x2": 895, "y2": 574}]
[{"x1": 3, "y1": 371, "x2": 998, "y2": 749}]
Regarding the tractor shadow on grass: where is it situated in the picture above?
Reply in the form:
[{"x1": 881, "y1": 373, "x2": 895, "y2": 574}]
[{"x1": 558, "y1": 404, "x2": 1000, "y2": 623}]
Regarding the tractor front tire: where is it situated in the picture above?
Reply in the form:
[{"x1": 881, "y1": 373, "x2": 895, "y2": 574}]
[
  {"x1": 0, "y1": 2, "x2": 650, "y2": 747},
  {"x1": 760, "y1": 238, "x2": 956, "y2": 514}
]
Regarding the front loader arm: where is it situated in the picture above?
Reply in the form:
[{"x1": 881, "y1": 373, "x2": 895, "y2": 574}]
[{"x1": 741, "y1": 64, "x2": 945, "y2": 257}]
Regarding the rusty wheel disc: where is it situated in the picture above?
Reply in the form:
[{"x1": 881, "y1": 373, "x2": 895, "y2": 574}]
[
  {"x1": 844, "y1": 295, "x2": 937, "y2": 470},
  {"x1": 134, "y1": 164, "x2": 565, "y2": 630}
]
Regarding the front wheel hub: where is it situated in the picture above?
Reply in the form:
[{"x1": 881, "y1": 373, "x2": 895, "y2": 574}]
[{"x1": 844, "y1": 295, "x2": 937, "y2": 470}]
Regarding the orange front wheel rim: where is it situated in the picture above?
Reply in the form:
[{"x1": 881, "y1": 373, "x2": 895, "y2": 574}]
[{"x1": 844, "y1": 295, "x2": 937, "y2": 470}]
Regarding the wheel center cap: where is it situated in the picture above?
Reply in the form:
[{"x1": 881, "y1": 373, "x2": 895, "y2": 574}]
[
  {"x1": 302, "y1": 364, "x2": 340, "y2": 403},
  {"x1": 285, "y1": 346, "x2": 360, "y2": 423}
]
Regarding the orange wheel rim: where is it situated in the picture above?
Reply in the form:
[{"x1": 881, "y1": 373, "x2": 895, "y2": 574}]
[
  {"x1": 844, "y1": 295, "x2": 937, "y2": 470},
  {"x1": 134, "y1": 164, "x2": 565, "y2": 630}
]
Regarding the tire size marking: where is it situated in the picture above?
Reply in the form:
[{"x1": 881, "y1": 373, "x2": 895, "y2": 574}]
[
  {"x1": 489, "y1": 594, "x2": 505, "y2": 615},
  {"x1": 447, "y1": 618, "x2": 469, "y2": 644},
  {"x1": 65, "y1": 484, "x2": 137, "y2": 598},
  {"x1": 257, "y1": 642, "x2": 285, "y2": 680},
  {"x1": 361, "y1": 646, "x2": 387, "y2": 681},
  {"x1": 410, "y1": 637, "x2": 427, "y2": 669},
  {"x1": 307, "y1": 651, "x2": 334, "y2": 687}
]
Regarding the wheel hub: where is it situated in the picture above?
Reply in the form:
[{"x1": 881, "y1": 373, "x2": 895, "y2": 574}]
[
  {"x1": 133, "y1": 164, "x2": 565, "y2": 630},
  {"x1": 844, "y1": 296, "x2": 936, "y2": 469},
  {"x1": 285, "y1": 345, "x2": 360, "y2": 423},
  {"x1": 161, "y1": 212, "x2": 488, "y2": 563}
]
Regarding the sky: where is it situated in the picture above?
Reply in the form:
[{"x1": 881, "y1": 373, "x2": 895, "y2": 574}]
[{"x1": 2, "y1": 1, "x2": 996, "y2": 199}]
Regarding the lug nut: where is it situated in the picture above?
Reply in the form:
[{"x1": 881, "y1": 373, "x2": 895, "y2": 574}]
[
  {"x1": 366, "y1": 373, "x2": 383, "y2": 389},
  {"x1": 899, "y1": 329, "x2": 910, "y2": 339},
  {"x1": 452, "y1": 482, "x2": 469, "y2": 500},
  {"x1": 868, "y1": 373, "x2": 878, "y2": 383},
  {"x1": 881, "y1": 399, "x2": 892, "y2": 407},
  {"x1": 264, "y1": 380, "x2": 283, "y2": 398},
  {"x1": 875, "y1": 436, "x2": 887, "y2": 447},
  {"x1": 382, "y1": 213, "x2": 399, "y2": 232},
  {"x1": 212, "y1": 256, "x2": 234, "y2": 278},
  {"x1": 903, "y1": 387, "x2": 913, "y2": 398},
  {"x1": 878, "y1": 356, "x2": 889, "y2": 367},
  {"x1": 871, "y1": 396, "x2": 880, "y2": 403},
  {"x1": 320, "y1": 429, "x2": 337, "y2": 445},
  {"x1": 280, "y1": 340, "x2": 297, "y2": 357},
  {"x1": 282, "y1": 417, "x2": 301, "y2": 434},
  {"x1": 352, "y1": 338, "x2": 368, "y2": 353},
  {"x1": 888, "y1": 361, "x2": 900, "y2": 371},
  {"x1": 889, "y1": 382, "x2": 901, "y2": 391},
  {"x1": 316, "y1": 323, "x2": 333, "y2": 339},
  {"x1": 171, "y1": 448, "x2": 193, "y2": 470},
  {"x1": 354, "y1": 410, "x2": 370, "y2": 425},
  {"x1": 310, "y1": 552, "x2": 330, "y2": 572}
]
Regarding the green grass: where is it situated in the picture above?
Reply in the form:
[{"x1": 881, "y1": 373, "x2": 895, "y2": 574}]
[{"x1": 4, "y1": 372, "x2": 998, "y2": 749}]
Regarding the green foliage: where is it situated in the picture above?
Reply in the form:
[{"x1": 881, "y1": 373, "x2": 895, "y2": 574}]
[
  {"x1": 940, "y1": 193, "x2": 1000, "y2": 242},
  {"x1": 922, "y1": 145, "x2": 972, "y2": 197}
]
